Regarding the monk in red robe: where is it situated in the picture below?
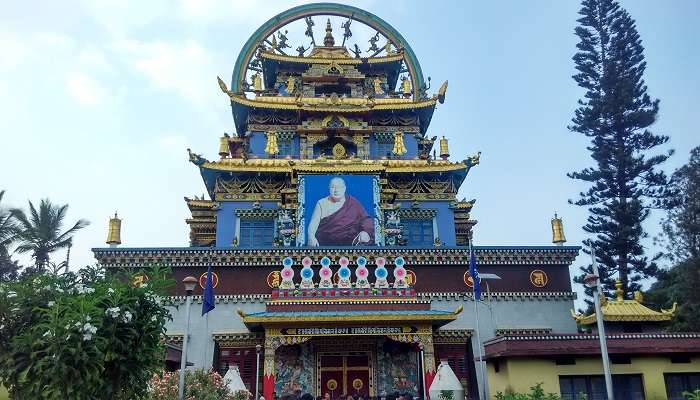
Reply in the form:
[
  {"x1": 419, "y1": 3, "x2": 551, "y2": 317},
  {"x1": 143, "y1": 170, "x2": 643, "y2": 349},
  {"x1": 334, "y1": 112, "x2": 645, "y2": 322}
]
[{"x1": 307, "y1": 177, "x2": 375, "y2": 246}]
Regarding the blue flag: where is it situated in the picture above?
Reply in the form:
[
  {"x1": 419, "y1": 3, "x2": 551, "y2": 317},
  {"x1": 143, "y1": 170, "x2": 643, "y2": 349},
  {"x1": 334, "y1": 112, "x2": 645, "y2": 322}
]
[
  {"x1": 202, "y1": 265, "x2": 215, "y2": 315},
  {"x1": 469, "y1": 248, "x2": 481, "y2": 301}
]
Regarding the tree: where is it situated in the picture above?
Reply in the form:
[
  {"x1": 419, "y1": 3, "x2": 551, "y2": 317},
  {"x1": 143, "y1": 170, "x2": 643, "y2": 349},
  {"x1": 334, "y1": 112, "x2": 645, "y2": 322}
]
[
  {"x1": 568, "y1": 0, "x2": 673, "y2": 301},
  {"x1": 646, "y1": 147, "x2": 700, "y2": 332},
  {"x1": 0, "y1": 190, "x2": 20, "y2": 282},
  {"x1": 0, "y1": 264, "x2": 174, "y2": 399},
  {"x1": 10, "y1": 199, "x2": 88, "y2": 269},
  {"x1": 657, "y1": 146, "x2": 700, "y2": 261}
]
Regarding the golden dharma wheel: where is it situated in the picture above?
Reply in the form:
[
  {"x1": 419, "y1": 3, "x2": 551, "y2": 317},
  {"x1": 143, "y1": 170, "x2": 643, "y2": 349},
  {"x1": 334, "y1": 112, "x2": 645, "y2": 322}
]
[
  {"x1": 326, "y1": 379, "x2": 338, "y2": 391},
  {"x1": 352, "y1": 378, "x2": 364, "y2": 390}
]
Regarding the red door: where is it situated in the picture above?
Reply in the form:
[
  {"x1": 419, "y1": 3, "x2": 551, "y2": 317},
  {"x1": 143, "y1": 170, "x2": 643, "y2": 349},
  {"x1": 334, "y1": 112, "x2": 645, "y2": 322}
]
[{"x1": 319, "y1": 354, "x2": 370, "y2": 399}]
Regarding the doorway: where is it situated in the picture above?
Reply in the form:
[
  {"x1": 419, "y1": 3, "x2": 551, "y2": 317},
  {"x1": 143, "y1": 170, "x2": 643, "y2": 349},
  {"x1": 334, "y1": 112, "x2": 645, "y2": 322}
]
[{"x1": 319, "y1": 353, "x2": 371, "y2": 398}]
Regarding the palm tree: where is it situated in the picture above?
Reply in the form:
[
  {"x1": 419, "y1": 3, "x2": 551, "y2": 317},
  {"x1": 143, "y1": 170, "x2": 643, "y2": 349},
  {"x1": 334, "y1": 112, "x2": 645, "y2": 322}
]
[
  {"x1": 11, "y1": 198, "x2": 89, "y2": 267},
  {"x1": 0, "y1": 190, "x2": 17, "y2": 256}
]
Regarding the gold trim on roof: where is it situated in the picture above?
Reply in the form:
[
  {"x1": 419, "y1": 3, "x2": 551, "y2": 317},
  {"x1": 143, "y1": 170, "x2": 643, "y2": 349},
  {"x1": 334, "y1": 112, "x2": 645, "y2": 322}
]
[
  {"x1": 259, "y1": 50, "x2": 404, "y2": 65},
  {"x1": 228, "y1": 93, "x2": 436, "y2": 112},
  {"x1": 571, "y1": 283, "x2": 677, "y2": 325},
  {"x1": 198, "y1": 157, "x2": 467, "y2": 174},
  {"x1": 242, "y1": 312, "x2": 457, "y2": 324}
]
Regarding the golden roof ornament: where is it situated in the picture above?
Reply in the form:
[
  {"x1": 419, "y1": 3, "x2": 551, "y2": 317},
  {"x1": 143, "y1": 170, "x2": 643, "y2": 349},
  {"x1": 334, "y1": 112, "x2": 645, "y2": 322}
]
[
  {"x1": 392, "y1": 131, "x2": 407, "y2": 156},
  {"x1": 106, "y1": 212, "x2": 122, "y2": 247},
  {"x1": 264, "y1": 130, "x2": 279, "y2": 156},
  {"x1": 615, "y1": 280, "x2": 625, "y2": 301},
  {"x1": 218, "y1": 133, "x2": 230, "y2": 158},
  {"x1": 401, "y1": 76, "x2": 411, "y2": 97},
  {"x1": 323, "y1": 18, "x2": 335, "y2": 47},
  {"x1": 439, "y1": 136, "x2": 450, "y2": 160},
  {"x1": 286, "y1": 75, "x2": 296, "y2": 93},
  {"x1": 332, "y1": 143, "x2": 346, "y2": 159},
  {"x1": 551, "y1": 213, "x2": 566, "y2": 245},
  {"x1": 437, "y1": 80, "x2": 448, "y2": 104},
  {"x1": 373, "y1": 77, "x2": 383, "y2": 95},
  {"x1": 252, "y1": 72, "x2": 263, "y2": 92}
]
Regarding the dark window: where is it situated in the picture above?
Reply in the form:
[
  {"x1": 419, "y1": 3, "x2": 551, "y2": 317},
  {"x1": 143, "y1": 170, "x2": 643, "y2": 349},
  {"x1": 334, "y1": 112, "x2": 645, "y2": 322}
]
[
  {"x1": 314, "y1": 85, "x2": 351, "y2": 96},
  {"x1": 665, "y1": 373, "x2": 700, "y2": 400},
  {"x1": 403, "y1": 218, "x2": 434, "y2": 246},
  {"x1": 277, "y1": 140, "x2": 294, "y2": 157},
  {"x1": 670, "y1": 355, "x2": 691, "y2": 364},
  {"x1": 559, "y1": 375, "x2": 644, "y2": 400},
  {"x1": 373, "y1": 141, "x2": 394, "y2": 158},
  {"x1": 239, "y1": 219, "x2": 274, "y2": 247},
  {"x1": 218, "y1": 347, "x2": 260, "y2": 391},
  {"x1": 555, "y1": 356, "x2": 576, "y2": 365},
  {"x1": 610, "y1": 355, "x2": 632, "y2": 364}
]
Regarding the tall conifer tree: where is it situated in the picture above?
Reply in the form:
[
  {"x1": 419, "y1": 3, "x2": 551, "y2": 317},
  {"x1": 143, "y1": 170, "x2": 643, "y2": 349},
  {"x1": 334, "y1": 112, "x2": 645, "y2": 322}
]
[{"x1": 568, "y1": 0, "x2": 673, "y2": 300}]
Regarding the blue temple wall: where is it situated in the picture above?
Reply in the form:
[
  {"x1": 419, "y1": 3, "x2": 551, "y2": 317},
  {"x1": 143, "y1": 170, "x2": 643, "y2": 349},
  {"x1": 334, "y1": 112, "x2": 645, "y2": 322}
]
[
  {"x1": 369, "y1": 133, "x2": 417, "y2": 159},
  {"x1": 397, "y1": 200, "x2": 457, "y2": 246},
  {"x1": 215, "y1": 201, "x2": 279, "y2": 247},
  {"x1": 247, "y1": 131, "x2": 267, "y2": 157}
]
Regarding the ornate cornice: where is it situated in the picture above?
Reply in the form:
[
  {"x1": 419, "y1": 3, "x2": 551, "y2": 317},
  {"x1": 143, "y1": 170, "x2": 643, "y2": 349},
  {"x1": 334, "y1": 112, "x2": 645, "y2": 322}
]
[
  {"x1": 235, "y1": 209, "x2": 278, "y2": 219},
  {"x1": 433, "y1": 329, "x2": 472, "y2": 344},
  {"x1": 259, "y1": 50, "x2": 405, "y2": 65},
  {"x1": 212, "y1": 332, "x2": 263, "y2": 348},
  {"x1": 226, "y1": 93, "x2": 437, "y2": 113},
  {"x1": 93, "y1": 246, "x2": 580, "y2": 268}
]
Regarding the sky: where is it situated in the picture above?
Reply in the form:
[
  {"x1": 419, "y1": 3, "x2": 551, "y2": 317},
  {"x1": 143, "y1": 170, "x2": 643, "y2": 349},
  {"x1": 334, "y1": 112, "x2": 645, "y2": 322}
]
[{"x1": 0, "y1": 0, "x2": 698, "y2": 303}]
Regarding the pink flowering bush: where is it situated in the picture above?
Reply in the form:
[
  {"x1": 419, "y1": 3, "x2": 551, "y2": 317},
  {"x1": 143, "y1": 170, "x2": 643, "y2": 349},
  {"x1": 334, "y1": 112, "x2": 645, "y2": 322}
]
[{"x1": 146, "y1": 369, "x2": 245, "y2": 400}]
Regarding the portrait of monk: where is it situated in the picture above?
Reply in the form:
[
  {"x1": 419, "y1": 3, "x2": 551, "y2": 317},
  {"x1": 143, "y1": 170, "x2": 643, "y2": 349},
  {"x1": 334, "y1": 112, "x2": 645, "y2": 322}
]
[{"x1": 307, "y1": 177, "x2": 375, "y2": 246}]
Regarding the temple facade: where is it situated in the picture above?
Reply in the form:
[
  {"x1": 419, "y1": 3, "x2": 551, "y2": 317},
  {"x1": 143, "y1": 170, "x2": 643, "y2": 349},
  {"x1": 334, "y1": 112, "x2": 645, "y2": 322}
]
[{"x1": 93, "y1": 3, "x2": 586, "y2": 400}]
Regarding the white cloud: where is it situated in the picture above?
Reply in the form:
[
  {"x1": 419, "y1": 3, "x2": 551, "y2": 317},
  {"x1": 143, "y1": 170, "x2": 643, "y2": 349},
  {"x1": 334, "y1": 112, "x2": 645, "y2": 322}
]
[
  {"x1": 157, "y1": 135, "x2": 190, "y2": 156},
  {"x1": 67, "y1": 73, "x2": 108, "y2": 106}
]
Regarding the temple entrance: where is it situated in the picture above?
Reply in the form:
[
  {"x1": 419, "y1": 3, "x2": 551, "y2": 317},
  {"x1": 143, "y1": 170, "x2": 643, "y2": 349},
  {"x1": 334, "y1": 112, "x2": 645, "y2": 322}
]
[{"x1": 319, "y1": 353, "x2": 371, "y2": 398}]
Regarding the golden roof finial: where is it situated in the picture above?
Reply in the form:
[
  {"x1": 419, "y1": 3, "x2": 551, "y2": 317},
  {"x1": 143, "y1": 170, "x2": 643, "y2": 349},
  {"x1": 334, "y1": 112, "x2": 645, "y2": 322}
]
[
  {"x1": 439, "y1": 136, "x2": 450, "y2": 160},
  {"x1": 264, "y1": 130, "x2": 279, "y2": 156},
  {"x1": 324, "y1": 18, "x2": 335, "y2": 47},
  {"x1": 218, "y1": 133, "x2": 230, "y2": 158},
  {"x1": 392, "y1": 131, "x2": 407, "y2": 156},
  {"x1": 551, "y1": 213, "x2": 566, "y2": 245},
  {"x1": 615, "y1": 280, "x2": 624, "y2": 301},
  {"x1": 106, "y1": 212, "x2": 121, "y2": 247}
]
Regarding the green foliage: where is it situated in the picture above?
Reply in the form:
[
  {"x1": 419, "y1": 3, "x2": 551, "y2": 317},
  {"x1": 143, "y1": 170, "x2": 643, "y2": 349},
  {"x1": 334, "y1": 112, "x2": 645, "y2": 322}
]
[
  {"x1": 0, "y1": 264, "x2": 174, "y2": 399},
  {"x1": 10, "y1": 198, "x2": 89, "y2": 268},
  {"x1": 438, "y1": 390, "x2": 455, "y2": 400},
  {"x1": 646, "y1": 257, "x2": 700, "y2": 331},
  {"x1": 494, "y1": 383, "x2": 563, "y2": 400},
  {"x1": 683, "y1": 389, "x2": 700, "y2": 400},
  {"x1": 568, "y1": 0, "x2": 673, "y2": 303},
  {"x1": 0, "y1": 191, "x2": 20, "y2": 283},
  {"x1": 145, "y1": 369, "x2": 244, "y2": 400}
]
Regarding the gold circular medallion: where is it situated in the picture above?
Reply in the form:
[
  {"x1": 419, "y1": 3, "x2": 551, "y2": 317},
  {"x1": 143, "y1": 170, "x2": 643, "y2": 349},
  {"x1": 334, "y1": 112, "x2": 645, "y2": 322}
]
[
  {"x1": 132, "y1": 274, "x2": 149, "y2": 288},
  {"x1": 352, "y1": 378, "x2": 364, "y2": 390},
  {"x1": 267, "y1": 271, "x2": 281, "y2": 288},
  {"x1": 199, "y1": 271, "x2": 220, "y2": 289},
  {"x1": 332, "y1": 143, "x2": 346, "y2": 159},
  {"x1": 327, "y1": 379, "x2": 338, "y2": 391},
  {"x1": 463, "y1": 271, "x2": 474, "y2": 288},
  {"x1": 530, "y1": 269, "x2": 548, "y2": 288},
  {"x1": 406, "y1": 269, "x2": 417, "y2": 286}
]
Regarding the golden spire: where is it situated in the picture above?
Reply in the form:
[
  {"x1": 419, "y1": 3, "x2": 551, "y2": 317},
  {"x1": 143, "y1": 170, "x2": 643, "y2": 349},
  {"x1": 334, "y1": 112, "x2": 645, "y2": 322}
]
[
  {"x1": 106, "y1": 212, "x2": 121, "y2": 247},
  {"x1": 218, "y1": 134, "x2": 230, "y2": 158},
  {"x1": 551, "y1": 213, "x2": 566, "y2": 245},
  {"x1": 264, "y1": 130, "x2": 279, "y2": 156},
  {"x1": 392, "y1": 131, "x2": 407, "y2": 156},
  {"x1": 615, "y1": 280, "x2": 624, "y2": 301},
  {"x1": 439, "y1": 136, "x2": 450, "y2": 160},
  {"x1": 323, "y1": 18, "x2": 335, "y2": 46}
]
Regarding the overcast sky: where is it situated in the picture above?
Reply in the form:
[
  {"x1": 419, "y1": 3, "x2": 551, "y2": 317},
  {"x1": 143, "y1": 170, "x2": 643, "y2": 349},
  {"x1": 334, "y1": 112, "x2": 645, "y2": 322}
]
[{"x1": 1, "y1": 1, "x2": 697, "y2": 302}]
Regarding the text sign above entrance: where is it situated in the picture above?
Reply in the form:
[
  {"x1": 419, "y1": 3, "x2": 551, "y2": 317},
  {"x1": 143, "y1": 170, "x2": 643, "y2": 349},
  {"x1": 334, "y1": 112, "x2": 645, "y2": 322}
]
[{"x1": 280, "y1": 326, "x2": 418, "y2": 336}]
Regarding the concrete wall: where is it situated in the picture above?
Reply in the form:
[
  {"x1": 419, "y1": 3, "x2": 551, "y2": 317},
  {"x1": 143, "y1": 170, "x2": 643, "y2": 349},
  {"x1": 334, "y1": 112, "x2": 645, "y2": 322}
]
[
  {"x1": 487, "y1": 355, "x2": 700, "y2": 400},
  {"x1": 166, "y1": 294, "x2": 577, "y2": 398}
]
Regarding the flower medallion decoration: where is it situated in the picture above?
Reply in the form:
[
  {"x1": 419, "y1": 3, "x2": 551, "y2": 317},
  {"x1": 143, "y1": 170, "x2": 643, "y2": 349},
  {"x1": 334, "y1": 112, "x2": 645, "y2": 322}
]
[
  {"x1": 337, "y1": 256, "x2": 352, "y2": 288},
  {"x1": 318, "y1": 262, "x2": 333, "y2": 289},
  {"x1": 393, "y1": 256, "x2": 408, "y2": 288},
  {"x1": 355, "y1": 256, "x2": 370, "y2": 288},
  {"x1": 299, "y1": 259, "x2": 315, "y2": 289},
  {"x1": 374, "y1": 257, "x2": 389, "y2": 288},
  {"x1": 279, "y1": 257, "x2": 295, "y2": 289}
]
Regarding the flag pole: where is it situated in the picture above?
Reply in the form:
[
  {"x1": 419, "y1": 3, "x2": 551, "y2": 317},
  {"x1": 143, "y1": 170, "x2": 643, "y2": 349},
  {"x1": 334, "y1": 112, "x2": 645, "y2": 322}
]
[
  {"x1": 589, "y1": 245, "x2": 614, "y2": 400},
  {"x1": 470, "y1": 242, "x2": 487, "y2": 400}
]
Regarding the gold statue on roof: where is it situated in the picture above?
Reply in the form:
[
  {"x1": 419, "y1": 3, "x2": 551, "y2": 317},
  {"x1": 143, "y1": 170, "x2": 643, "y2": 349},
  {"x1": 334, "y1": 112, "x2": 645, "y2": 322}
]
[
  {"x1": 373, "y1": 77, "x2": 383, "y2": 95},
  {"x1": 401, "y1": 76, "x2": 411, "y2": 97},
  {"x1": 286, "y1": 75, "x2": 296, "y2": 93},
  {"x1": 252, "y1": 73, "x2": 263, "y2": 92}
]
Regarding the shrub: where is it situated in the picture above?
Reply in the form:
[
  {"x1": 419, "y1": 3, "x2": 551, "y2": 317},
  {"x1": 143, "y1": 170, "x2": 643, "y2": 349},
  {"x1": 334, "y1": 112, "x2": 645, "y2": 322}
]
[
  {"x1": 145, "y1": 369, "x2": 246, "y2": 400},
  {"x1": 495, "y1": 383, "x2": 563, "y2": 400},
  {"x1": 0, "y1": 264, "x2": 173, "y2": 399}
]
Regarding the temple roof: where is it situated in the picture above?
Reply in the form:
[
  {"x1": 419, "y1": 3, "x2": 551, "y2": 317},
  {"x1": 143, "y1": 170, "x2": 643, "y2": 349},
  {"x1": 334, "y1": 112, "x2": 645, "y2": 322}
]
[
  {"x1": 260, "y1": 49, "x2": 405, "y2": 64},
  {"x1": 571, "y1": 282, "x2": 676, "y2": 325},
  {"x1": 239, "y1": 309, "x2": 459, "y2": 329}
]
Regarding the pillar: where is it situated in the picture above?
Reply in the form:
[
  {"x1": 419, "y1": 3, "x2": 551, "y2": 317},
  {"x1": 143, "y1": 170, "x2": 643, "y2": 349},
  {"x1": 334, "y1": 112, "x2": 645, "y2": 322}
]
[
  {"x1": 263, "y1": 336, "x2": 277, "y2": 400},
  {"x1": 420, "y1": 334, "x2": 436, "y2": 398}
]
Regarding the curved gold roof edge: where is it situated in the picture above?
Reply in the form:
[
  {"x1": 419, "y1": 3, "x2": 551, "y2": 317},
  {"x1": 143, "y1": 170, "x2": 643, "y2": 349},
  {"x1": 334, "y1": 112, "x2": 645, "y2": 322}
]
[
  {"x1": 259, "y1": 50, "x2": 405, "y2": 65},
  {"x1": 228, "y1": 94, "x2": 437, "y2": 112}
]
